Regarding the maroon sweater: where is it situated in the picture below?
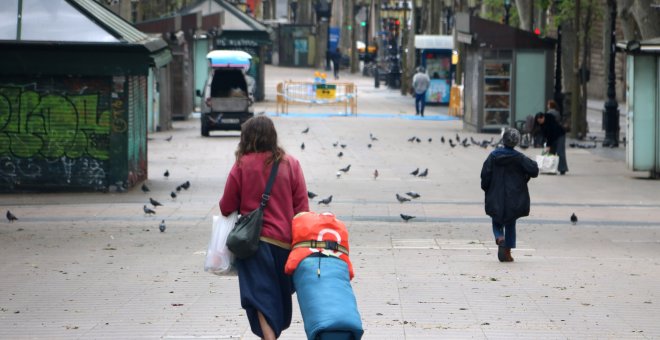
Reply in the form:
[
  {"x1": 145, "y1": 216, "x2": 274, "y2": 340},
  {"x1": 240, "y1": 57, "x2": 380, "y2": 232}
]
[{"x1": 220, "y1": 152, "x2": 309, "y2": 244}]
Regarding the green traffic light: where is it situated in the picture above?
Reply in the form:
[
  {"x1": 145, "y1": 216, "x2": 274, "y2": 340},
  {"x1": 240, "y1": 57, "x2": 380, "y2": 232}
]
[{"x1": 360, "y1": 21, "x2": 366, "y2": 27}]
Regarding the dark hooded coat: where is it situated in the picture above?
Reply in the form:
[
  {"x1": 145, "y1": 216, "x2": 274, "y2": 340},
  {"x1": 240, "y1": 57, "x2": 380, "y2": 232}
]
[{"x1": 481, "y1": 147, "x2": 539, "y2": 224}]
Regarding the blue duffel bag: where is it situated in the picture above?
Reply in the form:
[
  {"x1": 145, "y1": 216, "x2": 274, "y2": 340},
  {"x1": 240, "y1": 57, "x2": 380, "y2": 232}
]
[{"x1": 293, "y1": 255, "x2": 363, "y2": 340}]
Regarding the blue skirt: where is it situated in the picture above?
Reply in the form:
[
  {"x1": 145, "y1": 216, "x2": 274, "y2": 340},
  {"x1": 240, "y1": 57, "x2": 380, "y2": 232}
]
[{"x1": 236, "y1": 241, "x2": 295, "y2": 338}]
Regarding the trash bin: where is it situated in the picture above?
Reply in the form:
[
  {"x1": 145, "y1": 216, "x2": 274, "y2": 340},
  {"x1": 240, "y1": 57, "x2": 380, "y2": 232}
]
[{"x1": 387, "y1": 70, "x2": 401, "y2": 89}]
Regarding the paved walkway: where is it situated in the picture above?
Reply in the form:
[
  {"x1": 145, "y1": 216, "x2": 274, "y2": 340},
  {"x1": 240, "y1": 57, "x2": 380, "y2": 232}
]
[{"x1": 1, "y1": 66, "x2": 659, "y2": 339}]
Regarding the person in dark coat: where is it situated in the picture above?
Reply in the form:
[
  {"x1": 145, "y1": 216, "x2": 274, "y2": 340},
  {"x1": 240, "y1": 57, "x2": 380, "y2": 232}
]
[
  {"x1": 534, "y1": 112, "x2": 569, "y2": 174},
  {"x1": 481, "y1": 128, "x2": 539, "y2": 262}
]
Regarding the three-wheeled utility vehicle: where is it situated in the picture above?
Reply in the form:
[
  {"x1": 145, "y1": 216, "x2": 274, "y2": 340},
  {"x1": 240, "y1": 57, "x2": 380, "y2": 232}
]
[{"x1": 198, "y1": 50, "x2": 255, "y2": 136}]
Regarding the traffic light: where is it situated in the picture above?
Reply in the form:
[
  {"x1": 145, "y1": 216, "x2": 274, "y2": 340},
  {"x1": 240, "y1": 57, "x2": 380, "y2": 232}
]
[{"x1": 360, "y1": 21, "x2": 366, "y2": 27}]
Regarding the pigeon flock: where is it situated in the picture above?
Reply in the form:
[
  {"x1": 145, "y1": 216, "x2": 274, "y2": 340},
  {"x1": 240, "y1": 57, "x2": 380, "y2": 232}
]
[
  {"x1": 139, "y1": 174, "x2": 192, "y2": 232},
  {"x1": 294, "y1": 125, "x2": 580, "y2": 224}
]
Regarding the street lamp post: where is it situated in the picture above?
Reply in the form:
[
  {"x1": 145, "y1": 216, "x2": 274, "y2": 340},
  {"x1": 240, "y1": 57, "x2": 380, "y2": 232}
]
[
  {"x1": 602, "y1": 0, "x2": 619, "y2": 147},
  {"x1": 290, "y1": 1, "x2": 298, "y2": 23},
  {"x1": 504, "y1": 0, "x2": 511, "y2": 25}
]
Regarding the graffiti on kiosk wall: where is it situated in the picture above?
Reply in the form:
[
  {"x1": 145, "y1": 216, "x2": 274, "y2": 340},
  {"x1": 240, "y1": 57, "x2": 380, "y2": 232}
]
[
  {"x1": 0, "y1": 83, "x2": 113, "y2": 160},
  {"x1": 0, "y1": 79, "x2": 119, "y2": 190}
]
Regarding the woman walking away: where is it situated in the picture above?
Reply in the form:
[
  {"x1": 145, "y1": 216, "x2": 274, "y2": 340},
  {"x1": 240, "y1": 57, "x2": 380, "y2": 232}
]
[
  {"x1": 220, "y1": 116, "x2": 309, "y2": 339},
  {"x1": 481, "y1": 128, "x2": 539, "y2": 262},
  {"x1": 534, "y1": 111, "x2": 569, "y2": 175}
]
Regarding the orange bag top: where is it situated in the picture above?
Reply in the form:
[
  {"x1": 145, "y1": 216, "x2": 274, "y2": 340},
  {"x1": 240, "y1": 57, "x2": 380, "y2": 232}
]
[{"x1": 285, "y1": 212, "x2": 354, "y2": 279}]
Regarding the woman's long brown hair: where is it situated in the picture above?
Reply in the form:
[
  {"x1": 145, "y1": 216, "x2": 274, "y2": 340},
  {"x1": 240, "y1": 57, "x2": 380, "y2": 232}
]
[{"x1": 235, "y1": 115, "x2": 285, "y2": 164}]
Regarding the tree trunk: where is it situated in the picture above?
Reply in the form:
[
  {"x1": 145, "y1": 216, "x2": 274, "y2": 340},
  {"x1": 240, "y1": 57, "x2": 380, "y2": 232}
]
[
  {"x1": 630, "y1": 0, "x2": 660, "y2": 39},
  {"x1": 350, "y1": 0, "x2": 359, "y2": 73},
  {"x1": 579, "y1": 0, "x2": 595, "y2": 137},
  {"x1": 420, "y1": 0, "x2": 429, "y2": 34},
  {"x1": 616, "y1": 0, "x2": 638, "y2": 41},
  {"x1": 570, "y1": 0, "x2": 581, "y2": 138},
  {"x1": 516, "y1": 0, "x2": 533, "y2": 30}
]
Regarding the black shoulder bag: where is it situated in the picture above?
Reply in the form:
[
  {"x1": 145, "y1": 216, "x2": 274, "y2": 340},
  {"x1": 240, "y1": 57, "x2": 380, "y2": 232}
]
[{"x1": 226, "y1": 160, "x2": 280, "y2": 259}]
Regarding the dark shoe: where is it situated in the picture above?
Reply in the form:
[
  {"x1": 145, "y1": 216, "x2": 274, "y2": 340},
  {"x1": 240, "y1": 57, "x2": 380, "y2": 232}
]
[
  {"x1": 497, "y1": 246, "x2": 506, "y2": 262},
  {"x1": 503, "y1": 248, "x2": 514, "y2": 262},
  {"x1": 560, "y1": 171, "x2": 566, "y2": 175}
]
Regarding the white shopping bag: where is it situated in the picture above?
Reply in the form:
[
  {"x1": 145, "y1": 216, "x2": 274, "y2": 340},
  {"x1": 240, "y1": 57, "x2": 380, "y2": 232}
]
[
  {"x1": 204, "y1": 212, "x2": 238, "y2": 275},
  {"x1": 535, "y1": 154, "x2": 559, "y2": 174}
]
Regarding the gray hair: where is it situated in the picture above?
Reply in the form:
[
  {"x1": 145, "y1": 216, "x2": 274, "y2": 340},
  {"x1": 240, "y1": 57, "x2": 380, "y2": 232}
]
[
  {"x1": 502, "y1": 128, "x2": 521, "y2": 147},
  {"x1": 416, "y1": 66, "x2": 425, "y2": 73}
]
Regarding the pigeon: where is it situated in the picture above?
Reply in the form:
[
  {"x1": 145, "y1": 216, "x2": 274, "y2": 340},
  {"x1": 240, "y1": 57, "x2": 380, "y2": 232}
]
[
  {"x1": 418, "y1": 168, "x2": 428, "y2": 177},
  {"x1": 410, "y1": 168, "x2": 419, "y2": 176},
  {"x1": 336, "y1": 172, "x2": 342, "y2": 178},
  {"x1": 150, "y1": 198, "x2": 163, "y2": 207},
  {"x1": 141, "y1": 183, "x2": 150, "y2": 193},
  {"x1": 428, "y1": 138, "x2": 432, "y2": 143},
  {"x1": 6, "y1": 210, "x2": 18, "y2": 222},
  {"x1": 170, "y1": 191, "x2": 177, "y2": 199},
  {"x1": 367, "y1": 143, "x2": 372, "y2": 148},
  {"x1": 300, "y1": 142, "x2": 305, "y2": 151},
  {"x1": 370, "y1": 133, "x2": 378, "y2": 141},
  {"x1": 302, "y1": 127, "x2": 309, "y2": 134},
  {"x1": 441, "y1": 136, "x2": 445, "y2": 143},
  {"x1": 164, "y1": 170, "x2": 170, "y2": 179},
  {"x1": 400, "y1": 213, "x2": 415, "y2": 222},
  {"x1": 339, "y1": 164, "x2": 351, "y2": 173},
  {"x1": 415, "y1": 137, "x2": 421, "y2": 143},
  {"x1": 307, "y1": 191, "x2": 318, "y2": 199},
  {"x1": 318, "y1": 195, "x2": 333, "y2": 205},
  {"x1": 408, "y1": 136, "x2": 416, "y2": 142},
  {"x1": 373, "y1": 169, "x2": 379, "y2": 179},
  {"x1": 470, "y1": 136, "x2": 479, "y2": 145},
  {"x1": 143, "y1": 205, "x2": 156, "y2": 215},
  {"x1": 570, "y1": 213, "x2": 578, "y2": 225},
  {"x1": 456, "y1": 134, "x2": 460, "y2": 142},
  {"x1": 159, "y1": 220, "x2": 166, "y2": 232},
  {"x1": 332, "y1": 141, "x2": 339, "y2": 147},
  {"x1": 181, "y1": 181, "x2": 190, "y2": 190},
  {"x1": 337, "y1": 151, "x2": 343, "y2": 158},
  {"x1": 165, "y1": 135, "x2": 173, "y2": 142},
  {"x1": 449, "y1": 140, "x2": 456, "y2": 148},
  {"x1": 176, "y1": 185, "x2": 182, "y2": 192},
  {"x1": 340, "y1": 144, "x2": 347, "y2": 149},
  {"x1": 406, "y1": 191, "x2": 420, "y2": 199},
  {"x1": 396, "y1": 193, "x2": 411, "y2": 203}
]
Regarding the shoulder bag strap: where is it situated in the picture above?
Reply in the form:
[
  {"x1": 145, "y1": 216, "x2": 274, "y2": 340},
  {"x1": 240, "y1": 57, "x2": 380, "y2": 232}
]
[{"x1": 260, "y1": 160, "x2": 280, "y2": 208}]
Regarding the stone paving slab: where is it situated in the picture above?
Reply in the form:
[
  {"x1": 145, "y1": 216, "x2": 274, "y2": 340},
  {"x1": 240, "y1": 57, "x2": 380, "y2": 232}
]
[{"x1": 2, "y1": 66, "x2": 660, "y2": 339}]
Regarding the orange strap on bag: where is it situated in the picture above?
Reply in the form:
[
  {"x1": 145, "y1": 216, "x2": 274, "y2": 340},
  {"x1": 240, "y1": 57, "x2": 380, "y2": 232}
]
[{"x1": 285, "y1": 212, "x2": 354, "y2": 279}]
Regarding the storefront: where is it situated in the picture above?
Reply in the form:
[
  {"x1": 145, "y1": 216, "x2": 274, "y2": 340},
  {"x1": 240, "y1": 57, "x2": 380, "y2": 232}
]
[
  {"x1": 414, "y1": 35, "x2": 455, "y2": 105},
  {"x1": 456, "y1": 14, "x2": 555, "y2": 132}
]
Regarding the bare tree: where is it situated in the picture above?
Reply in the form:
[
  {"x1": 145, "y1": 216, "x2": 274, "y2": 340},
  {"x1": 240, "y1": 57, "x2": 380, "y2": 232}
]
[
  {"x1": 516, "y1": 0, "x2": 533, "y2": 30},
  {"x1": 618, "y1": 0, "x2": 660, "y2": 40}
]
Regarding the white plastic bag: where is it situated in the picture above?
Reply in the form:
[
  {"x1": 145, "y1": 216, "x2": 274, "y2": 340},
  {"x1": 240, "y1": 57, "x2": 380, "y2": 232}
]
[
  {"x1": 535, "y1": 154, "x2": 559, "y2": 174},
  {"x1": 204, "y1": 212, "x2": 238, "y2": 275}
]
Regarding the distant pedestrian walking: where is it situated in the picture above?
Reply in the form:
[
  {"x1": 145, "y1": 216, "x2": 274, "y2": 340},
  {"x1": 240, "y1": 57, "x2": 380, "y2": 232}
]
[
  {"x1": 332, "y1": 47, "x2": 342, "y2": 79},
  {"x1": 412, "y1": 66, "x2": 430, "y2": 116},
  {"x1": 480, "y1": 128, "x2": 539, "y2": 262}
]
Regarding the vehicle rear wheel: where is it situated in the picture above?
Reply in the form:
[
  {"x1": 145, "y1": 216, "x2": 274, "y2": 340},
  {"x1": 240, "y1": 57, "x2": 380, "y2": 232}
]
[{"x1": 201, "y1": 116, "x2": 210, "y2": 137}]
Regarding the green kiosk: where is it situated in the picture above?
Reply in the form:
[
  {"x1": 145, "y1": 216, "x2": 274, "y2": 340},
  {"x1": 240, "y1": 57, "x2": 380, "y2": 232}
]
[
  {"x1": 619, "y1": 38, "x2": 660, "y2": 178},
  {"x1": 456, "y1": 14, "x2": 555, "y2": 133}
]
